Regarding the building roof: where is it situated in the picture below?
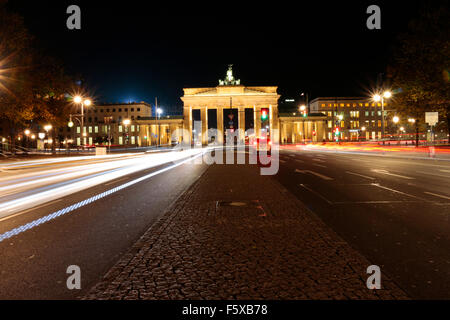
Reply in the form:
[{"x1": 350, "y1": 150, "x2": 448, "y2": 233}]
[{"x1": 93, "y1": 101, "x2": 152, "y2": 107}]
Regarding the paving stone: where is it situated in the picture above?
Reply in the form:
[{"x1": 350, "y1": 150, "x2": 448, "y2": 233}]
[{"x1": 86, "y1": 163, "x2": 409, "y2": 300}]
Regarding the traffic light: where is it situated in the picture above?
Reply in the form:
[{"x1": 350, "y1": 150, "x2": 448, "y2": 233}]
[
  {"x1": 261, "y1": 108, "x2": 269, "y2": 121},
  {"x1": 334, "y1": 127, "x2": 340, "y2": 136}
]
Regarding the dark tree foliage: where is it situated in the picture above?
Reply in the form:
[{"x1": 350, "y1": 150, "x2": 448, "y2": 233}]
[
  {"x1": 0, "y1": 1, "x2": 74, "y2": 152},
  {"x1": 389, "y1": 1, "x2": 450, "y2": 142}
]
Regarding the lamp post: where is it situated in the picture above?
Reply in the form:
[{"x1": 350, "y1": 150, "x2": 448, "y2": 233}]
[
  {"x1": 373, "y1": 91, "x2": 392, "y2": 143},
  {"x1": 74, "y1": 96, "x2": 92, "y2": 147},
  {"x1": 393, "y1": 116, "x2": 400, "y2": 143},
  {"x1": 299, "y1": 105, "x2": 306, "y2": 143},
  {"x1": 408, "y1": 118, "x2": 419, "y2": 147},
  {"x1": 24, "y1": 129, "x2": 30, "y2": 150},
  {"x1": 123, "y1": 119, "x2": 130, "y2": 146},
  {"x1": 44, "y1": 125, "x2": 52, "y2": 152},
  {"x1": 157, "y1": 108, "x2": 163, "y2": 147},
  {"x1": 361, "y1": 126, "x2": 366, "y2": 141}
]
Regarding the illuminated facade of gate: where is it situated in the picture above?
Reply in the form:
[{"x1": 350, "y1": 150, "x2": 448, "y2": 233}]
[{"x1": 181, "y1": 66, "x2": 281, "y2": 145}]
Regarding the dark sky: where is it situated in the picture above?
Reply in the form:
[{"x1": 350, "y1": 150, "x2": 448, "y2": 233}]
[{"x1": 7, "y1": 0, "x2": 427, "y2": 112}]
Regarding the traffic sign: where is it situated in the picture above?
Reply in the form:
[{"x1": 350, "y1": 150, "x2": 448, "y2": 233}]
[{"x1": 425, "y1": 112, "x2": 439, "y2": 126}]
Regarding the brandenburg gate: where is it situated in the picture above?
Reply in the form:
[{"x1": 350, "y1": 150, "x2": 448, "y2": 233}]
[{"x1": 181, "y1": 66, "x2": 281, "y2": 145}]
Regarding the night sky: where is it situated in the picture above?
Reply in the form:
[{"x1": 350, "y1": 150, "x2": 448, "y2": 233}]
[{"x1": 7, "y1": 0, "x2": 426, "y2": 113}]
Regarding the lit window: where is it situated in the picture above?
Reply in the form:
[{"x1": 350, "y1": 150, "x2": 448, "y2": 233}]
[
  {"x1": 89, "y1": 126, "x2": 92, "y2": 133},
  {"x1": 131, "y1": 125, "x2": 135, "y2": 132},
  {"x1": 76, "y1": 126, "x2": 80, "y2": 134},
  {"x1": 119, "y1": 125, "x2": 123, "y2": 133},
  {"x1": 95, "y1": 126, "x2": 98, "y2": 133}
]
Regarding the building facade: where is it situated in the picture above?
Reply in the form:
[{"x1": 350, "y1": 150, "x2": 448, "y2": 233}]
[
  {"x1": 310, "y1": 97, "x2": 388, "y2": 141},
  {"x1": 70, "y1": 102, "x2": 153, "y2": 146}
]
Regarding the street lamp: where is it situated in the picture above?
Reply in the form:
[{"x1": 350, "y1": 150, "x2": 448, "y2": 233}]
[
  {"x1": 372, "y1": 90, "x2": 392, "y2": 142},
  {"x1": 157, "y1": 108, "x2": 163, "y2": 147},
  {"x1": 123, "y1": 119, "x2": 130, "y2": 146},
  {"x1": 393, "y1": 116, "x2": 400, "y2": 124},
  {"x1": 73, "y1": 95, "x2": 92, "y2": 145}
]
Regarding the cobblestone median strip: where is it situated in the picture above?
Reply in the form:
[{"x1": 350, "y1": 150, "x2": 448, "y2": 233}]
[{"x1": 85, "y1": 164, "x2": 409, "y2": 300}]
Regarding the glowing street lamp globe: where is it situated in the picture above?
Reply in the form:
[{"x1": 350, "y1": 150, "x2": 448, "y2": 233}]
[
  {"x1": 38, "y1": 132, "x2": 45, "y2": 139},
  {"x1": 383, "y1": 91, "x2": 392, "y2": 99},
  {"x1": 84, "y1": 99, "x2": 92, "y2": 106},
  {"x1": 393, "y1": 116, "x2": 400, "y2": 124},
  {"x1": 123, "y1": 119, "x2": 131, "y2": 126},
  {"x1": 24, "y1": 129, "x2": 31, "y2": 135},
  {"x1": 373, "y1": 94, "x2": 381, "y2": 102},
  {"x1": 73, "y1": 96, "x2": 82, "y2": 104},
  {"x1": 44, "y1": 124, "x2": 52, "y2": 132},
  {"x1": 68, "y1": 121, "x2": 74, "y2": 128}
]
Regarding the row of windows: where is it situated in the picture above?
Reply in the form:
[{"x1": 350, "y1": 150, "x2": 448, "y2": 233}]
[
  {"x1": 327, "y1": 120, "x2": 382, "y2": 128},
  {"x1": 76, "y1": 136, "x2": 141, "y2": 146},
  {"x1": 87, "y1": 107, "x2": 142, "y2": 113},
  {"x1": 326, "y1": 111, "x2": 384, "y2": 118},
  {"x1": 76, "y1": 125, "x2": 141, "y2": 134},
  {"x1": 320, "y1": 102, "x2": 387, "y2": 108},
  {"x1": 86, "y1": 116, "x2": 141, "y2": 122}
]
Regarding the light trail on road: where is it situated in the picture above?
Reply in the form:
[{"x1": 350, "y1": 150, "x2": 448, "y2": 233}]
[{"x1": 0, "y1": 149, "x2": 205, "y2": 219}]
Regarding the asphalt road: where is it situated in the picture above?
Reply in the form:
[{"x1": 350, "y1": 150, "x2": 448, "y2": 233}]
[
  {"x1": 275, "y1": 148, "x2": 450, "y2": 299},
  {"x1": 0, "y1": 150, "x2": 208, "y2": 299},
  {"x1": 1, "y1": 147, "x2": 450, "y2": 300}
]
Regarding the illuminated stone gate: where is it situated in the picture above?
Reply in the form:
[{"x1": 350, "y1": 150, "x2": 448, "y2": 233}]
[{"x1": 181, "y1": 66, "x2": 281, "y2": 145}]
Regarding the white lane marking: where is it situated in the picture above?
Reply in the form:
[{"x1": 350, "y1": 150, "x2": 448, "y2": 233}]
[
  {"x1": 299, "y1": 184, "x2": 332, "y2": 204},
  {"x1": 313, "y1": 158, "x2": 326, "y2": 162},
  {"x1": 424, "y1": 192, "x2": 450, "y2": 201},
  {"x1": 371, "y1": 183, "x2": 427, "y2": 201},
  {"x1": 0, "y1": 200, "x2": 62, "y2": 222},
  {"x1": 334, "y1": 200, "x2": 421, "y2": 204},
  {"x1": 279, "y1": 159, "x2": 287, "y2": 163},
  {"x1": 371, "y1": 169, "x2": 415, "y2": 180},
  {"x1": 346, "y1": 171, "x2": 376, "y2": 180},
  {"x1": 416, "y1": 171, "x2": 450, "y2": 178},
  {"x1": 295, "y1": 159, "x2": 304, "y2": 163},
  {"x1": 439, "y1": 169, "x2": 450, "y2": 173},
  {"x1": 105, "y1": 177, "x2": 129, "y2": 186},
  {"x1": 312, "y1": 163, "x2": 327, "y2": 168},
  {"x1": 295, "y1": 169, "x2": 334, "y2": 181},
  {"x1": 0, "y1": 153, "x2": 204, "y2": 243}
]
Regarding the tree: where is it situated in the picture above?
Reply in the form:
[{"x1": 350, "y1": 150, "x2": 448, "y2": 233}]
[
  {"x1": 31, "y1": 55, "x2": 73, "y2": 153},
  {"x1": 388, "y1": 2, "x2": 450, "y2": 143},
  {"x1": 0, "y1": 2, "x2": 74, "y2": 153},
  {"x1": 0, "y1": 2, "x2": 36, "y2": 152}
]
